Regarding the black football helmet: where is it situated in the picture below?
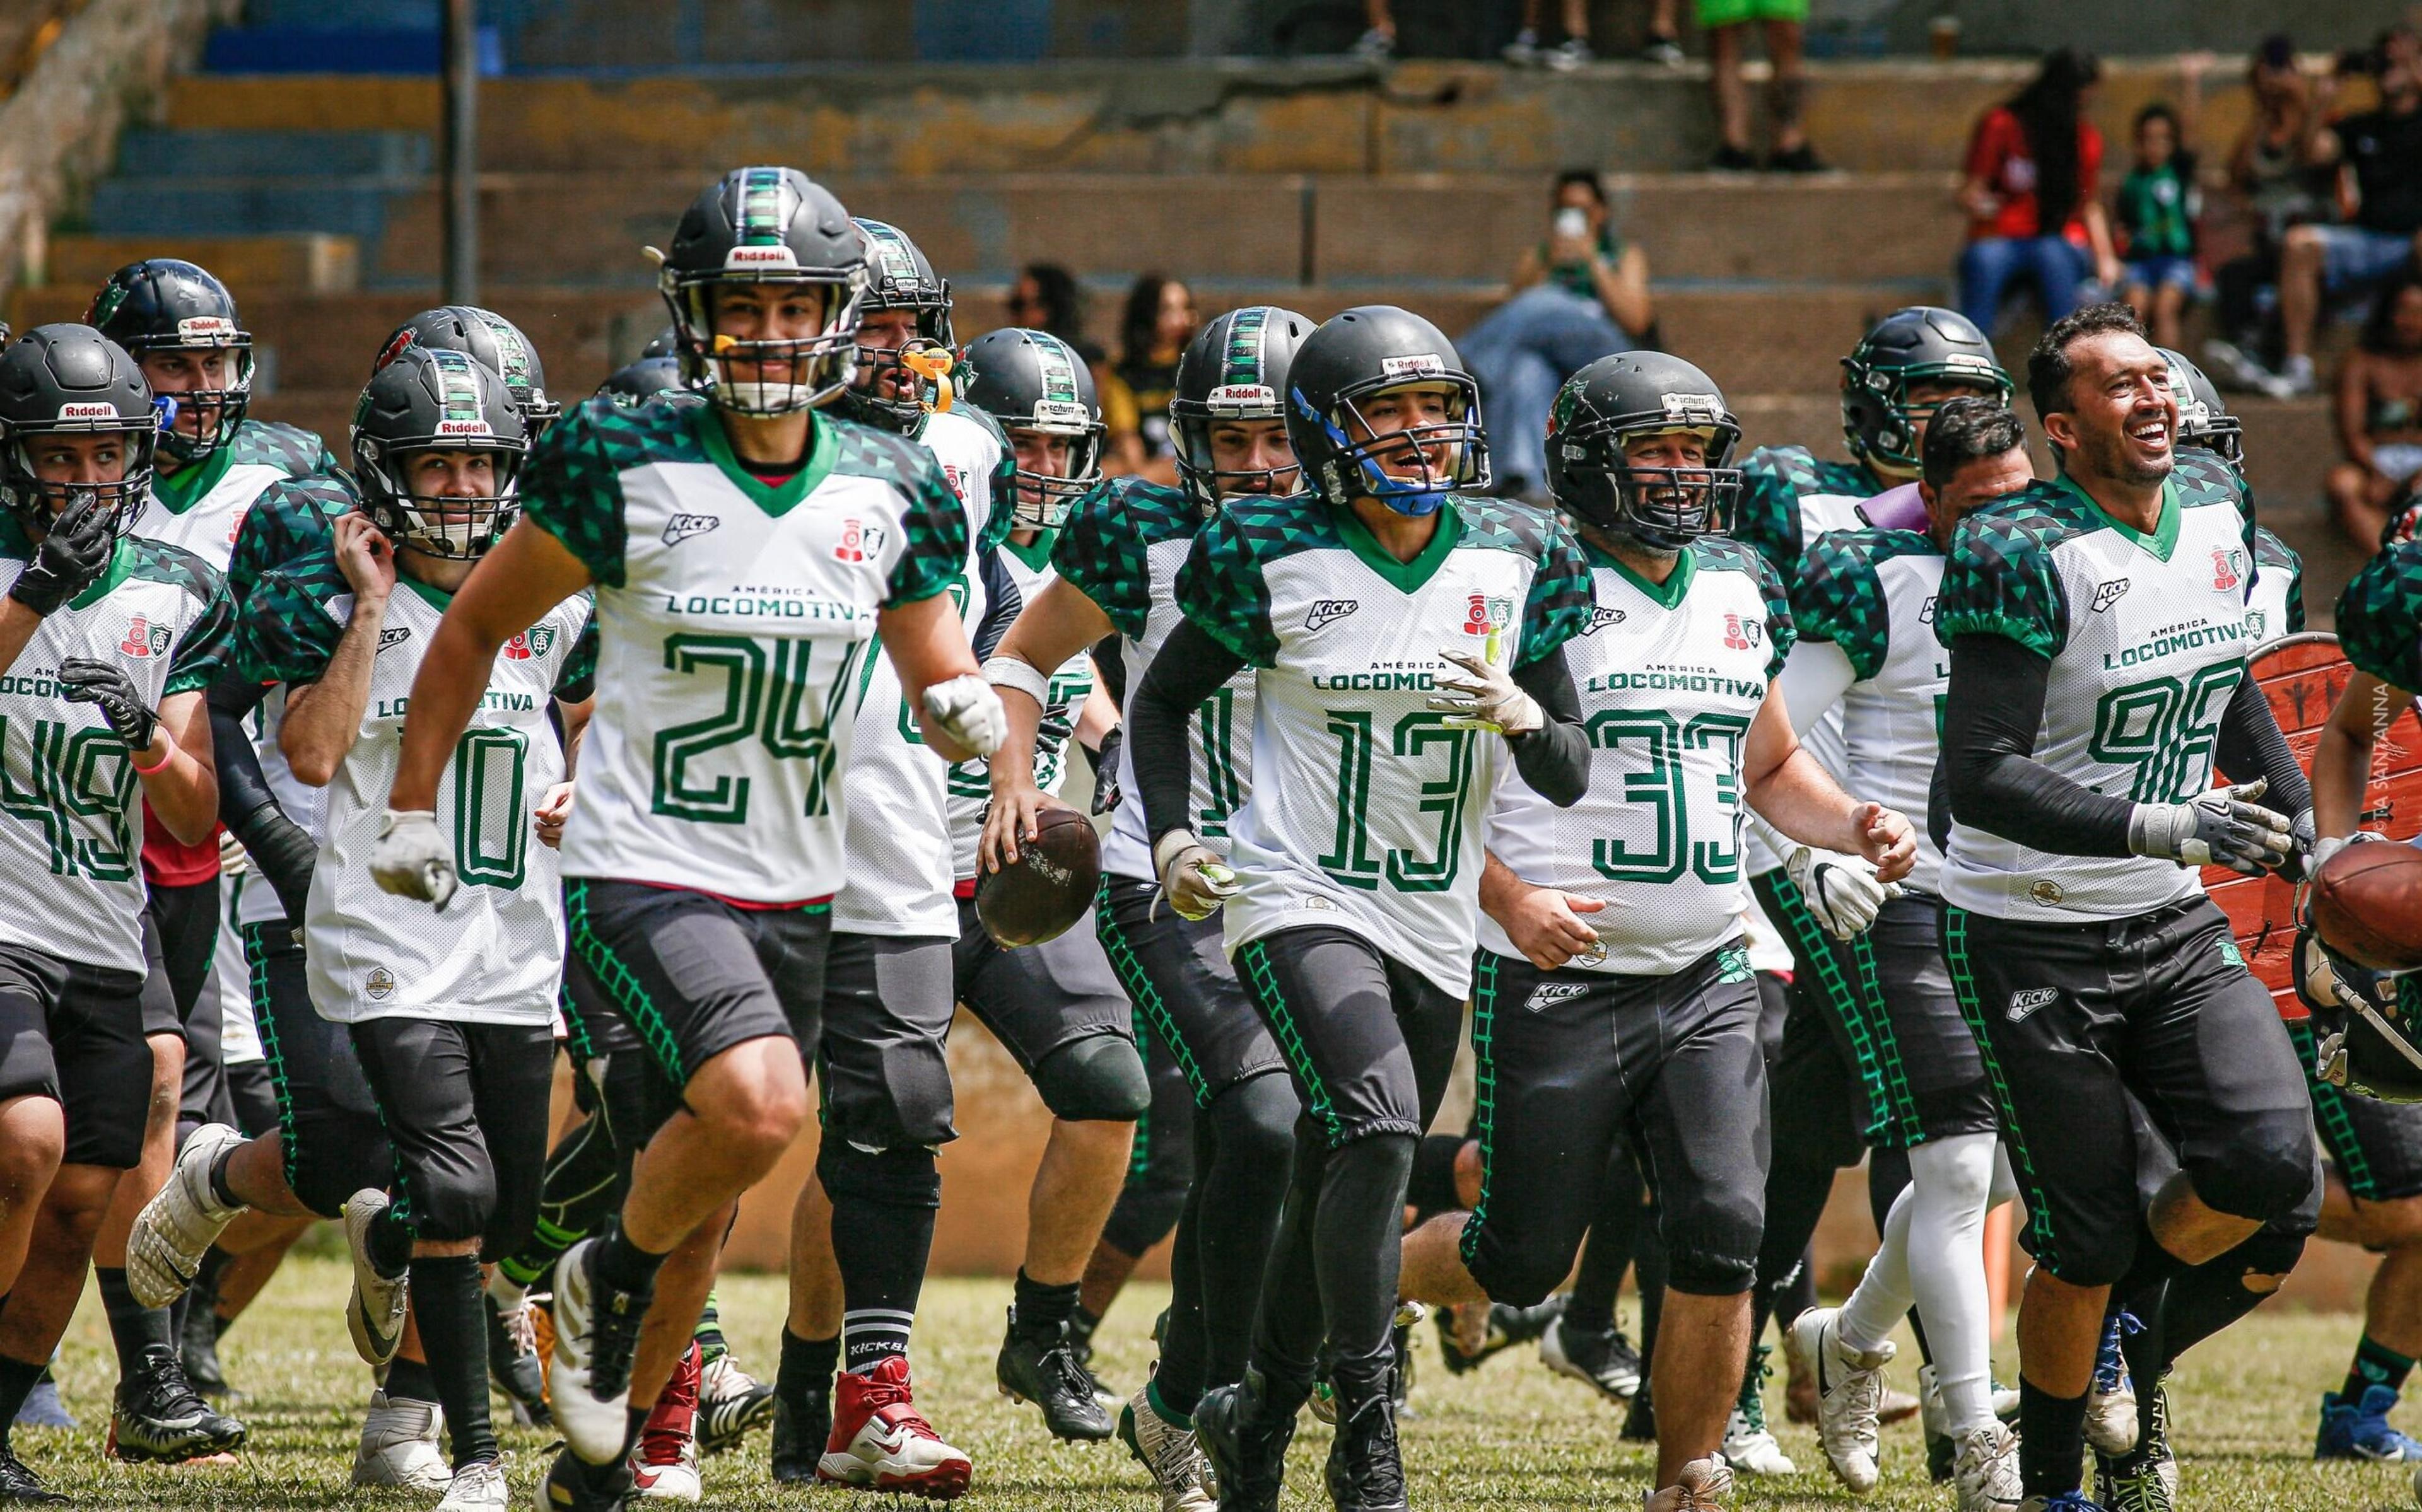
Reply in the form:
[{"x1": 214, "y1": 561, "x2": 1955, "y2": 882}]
[
  {"x1": 641, "y1": 325, "x2": 679, "y2": 360},
  {"x1": 86, "y1": 258, "x2": 252, "y2": 466},
  {"x1": 654, "y1": 166, "x2": 868, "y2": 416},
  {"x1": 374, "y1": 306, "x2": 561, "y2": 438},
  {"x1": 1287, "y1": 306, "x2": 1487, "y2": 516},
  {"x1": 0, "y1": 324, "x2": 157, "y2": 537},
  {"x1": 597, "y1": 356, "x2": 686, "y2": 409},
  {"x1": 836, "y1": 218, "x2": 956, "y2": 433},
  {"x1": 351, "y1": 346, "x2": 528, "y2": 559},
  {"x1": 1545, "y1": 351, "x2": 1742, "y2": 550},
  {"x1": 2156, "y1": 346, "x2": 2244, "y2": 466},
  {"x1": 1171, "y1": 305, "x2": 1312, "y2": 515},
  {"x1": 961, "y1": 328, "x2": 1104, "y2": 530},
  {"x1": 1840, "y1": 306, "x2": 2011, "y2": 474}
]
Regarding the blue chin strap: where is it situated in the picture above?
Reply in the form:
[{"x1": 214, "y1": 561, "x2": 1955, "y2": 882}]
[{"x1": 1308, "y1": 398, "x2": 1456, "y2": 516}]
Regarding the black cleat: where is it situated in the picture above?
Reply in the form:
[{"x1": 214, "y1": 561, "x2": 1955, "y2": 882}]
[
  {"x1": 769, "y1": 1384, "x2": 831, "y2": 1485},
  {"x1": 696, "y1": 1353, "x2": 775, "y2": 1456},
  {"x1": 0, "y1": 1445, "x2": 65, "y2": 1503},
  {"x1": 1196, "y1": 1367, "x2": 1299, "y2": 1512},
  {"x1": 535, "y1": 1444, "x2": 635, "y2": 1510},
  {"x1": 1328, "y1": 1389, "x2": 1410, "y2": 1512},
  {"x1": 996, "y1": 1309, "x2": 1115, "y2": 1441},
  {"x1": 484, "y1": 1291, "x2": 552, "y2": 1428},
  {"x1": 107, "y1": 1344, "x2": 245, "y2": 1463},
  {"x1": 1541, "y1": 1312, "x2": 1643, "y2": 1403},
  {"x1": 1620, "y1": 1378, "x2": 1658, "y2": 1442}
]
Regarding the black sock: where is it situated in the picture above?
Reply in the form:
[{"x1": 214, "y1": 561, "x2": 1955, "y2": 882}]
[
  {"x1": 1070, "y1": 1304, "x2": 1102, "y2": 1344},
  {"x1": 208, "y1": 1148, "x2": 241, "y2": 1209},
  {"x1": 95, "y1": 1268, "x2": 174, "y2": 1374},
  {"x1": 1012, "y1": 1269, "x2": 1080, "y2": 1335},
  {"x1": 0, "y1": 1351, "x2": 42, "y2": 1445},
  {"x1": 624, "y1": 1404, "x2": 648, "y2": 1458},
  {"x1": 2017, "y1": 1378, "x2": 2088, "y2": 1497},
  {"x1": 409, "y1": 1255, "x2": 496, "y2": 1470},
  {"x1": 194, "y1": 1244, "x2": 231, "y2": 1304},
  {"x1": 385, "y1": 1354, "x2": 439, "y2": 1404},
  {"x1": 831, "y1": 1165, "x2": 936, "y2": 1375},
  {"x1": 595, "y1": 1223, "x2": 667, "y2": 1298},
  {"x1": 780, "y1": 1329, "x2": 840, "y2": 1400},
  {"x1": 368, "y1": 1209, "x2": 414, "y2": 1278},
  {"x1": 1310, "y1": 1134, "x2": 1416, "y2": 1395},
  {"x1": 2349, "y1": 1335, "x2": 2418, "y2": 1402}
]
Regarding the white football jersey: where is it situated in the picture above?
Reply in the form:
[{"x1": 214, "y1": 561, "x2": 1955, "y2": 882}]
[
  {"x1": 0, "y1": 535, "x2": 231, "y2": 972},
  {"x1": 236, "y1": 552, "x2": 592, "y2": 1023},
  {"x1": 2244, "y1": 526, "x2": 2303, "y2": 646},
  {"x1": 516, "y1": 395, "x2": 968, "y2": 904},
  {"x1": 213, "y1": 874, "x2": 262, "y2": 1064},
  {"x1": 833, "y1": 405, "x2": 1004, "y2": 936},
  {"x1": 947, "y1": 530, "x2": 1094, "y2": 881},
  {"x1": 1787, "y1": 528, "x2": 1951, "y2": 895},
  {"x1": 132, "y1": 421, "x2": 330, "y2": 574},
  {"x1": 1936, "y1": 462, "x2": 2259, "y2": 921},
  {"x1": 1179, "y1": 494, "x2": 1594, "y2": 997},
  {"x1": 1482, "y1": 536, "x2": 1790, "y2": 975},
  {"x1": 1056, "y1": 477, "x2": 1255, "y2": 883}
]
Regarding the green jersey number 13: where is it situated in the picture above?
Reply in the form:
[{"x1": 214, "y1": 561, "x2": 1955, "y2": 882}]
[{"x1": 1318, "y1": 709, "x2": 1479, "y2": 895}]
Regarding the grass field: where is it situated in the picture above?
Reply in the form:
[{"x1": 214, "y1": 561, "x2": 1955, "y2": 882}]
[{"x1": 17, "y1": 1253, "x2": 2418, "y2": 1509}]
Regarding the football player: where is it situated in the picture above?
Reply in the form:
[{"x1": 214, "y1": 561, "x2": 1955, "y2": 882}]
[
  {"x1": 0, "y1": 327, "x2": 233, "y2": 1497},
  {"x1": 1935, "y1": 303, "x2": 2319, "y2": 1510},
  {"x1": 1128, "y1": 305, "x2": 1595, "y2": 1511},
  {"x1": 763, "y1": 220, "x2": 1009, "y2": 1496},
  {"x1": 371, "y1": 305, "x2": 562, "y2": 440},
  {"x1": 2160, "y1": 349, "x2": 2303, "y2": 648},
  {"x1": 980, "y1": 308, "x2": 1314, "y2": 1511},
  {"x1": 368, "y1": 167, "x2": 1000, "y2": 1512},
  {"x1": 1389, "y1": 351, "x2": 1915, "y2": 1512},
  {"x1": 1769, "y1": 397, "x2": 2034, "y2": 1511}
]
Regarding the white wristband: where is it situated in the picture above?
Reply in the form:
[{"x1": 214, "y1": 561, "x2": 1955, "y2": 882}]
[{"x1": 980, "y1": 653, "x2": 1053, "y2": 709}]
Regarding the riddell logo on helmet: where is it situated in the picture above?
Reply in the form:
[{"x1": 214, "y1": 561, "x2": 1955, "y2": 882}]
[
  {"x1": 435, "y1": 419, "x2": 489, "y2": 437},
  {"x1": 1208, "y1": 384, "x2": 1276, "y2": 409},
  {"x1": 176, "y1": 317, "x2": 233, "y2": 342},
  {"x1": 725, "y1": 245, "x2": 798, "y2": 268},
  {"x1": 1381, "y1": 354, "x2": 1445, "y2": 378},
  {"x1": 56, "y1": 402, "x2": 117, "y2": 421}
]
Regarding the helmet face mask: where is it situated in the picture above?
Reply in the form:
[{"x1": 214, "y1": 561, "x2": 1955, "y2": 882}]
[
  {"x1": 1546, "y1": 351, "x2": 1743, "y2": 552},
  {"x1": 1171, "y1": 306, "x2": 1311, "y2": 515},
  {"x1": 656, "y1": 168, "x2": 871, "y2": 419},
  {"x1": 1840, "y1": 306, "x2": 2012, "y2": 474},
  {"x1": 2156, "y1": 347, "x2": 2244, "y2": 466},
  {"x1": 351, "y1": 347, "x2": 528, "y2": 561},
  {"x1": 0, "y1": 323, "x2": 158, "y2": 538},
  {"x1": 1284, "y1": 308, "x2": 1489, "y2": 516},
  {"x1": 839, "y1": 219, "x2": 954, "y2": 432},
  {"x1": 960, "y1": 328, "x2": 1104, "y2": 530},
  {"x1": 87, "y1": 259, "x2": 253, "y2": 467}
]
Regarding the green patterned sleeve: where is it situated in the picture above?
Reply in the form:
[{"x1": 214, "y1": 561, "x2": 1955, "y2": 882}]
[
  {"x1": 1518, "y1": 513, "x2": 1597, "y2": 667},
  {"x1": 1791, "y1": 532, "x2": 1888, "y2": 682},
  {"x1": 1748, "y1": 547, "x2": 1798, "y2": 682},
  {"x1": 2336, "y1": 541, "x2": 2422, "y2": 694},
  {"x1": 1936, "y1": 507, "x2": 2068, "y2": 659},
  {"x1": 226, "y1": 474, "x2": 351, "y2": 603},
  {"x1": 1051, "y1": 479, "x2": 1155, "y2": 641},
  {"x1": 515, "y1": 397, "x2": 631, "y2": 588},
  {"x1": 234, "y1": 549, "x2": 347, "y2": 687},
  {"x1": 555, "y1": 597, "x2": 599, "y2": 701},
  {"x1": 882, "y1": 445, "x2": 970, "y2": 609},
  {"x1": 165, "y1": 576, "x2": 236, "y2": 697},
  {"x1": 1174, "y1": 504, "x2": 1278, "y2": 668},
  {"x1": 1731, "y1": 447, "x2": 1805, "y2": 584}
]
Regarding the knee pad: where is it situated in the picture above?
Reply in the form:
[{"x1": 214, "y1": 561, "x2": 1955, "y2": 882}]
[
  {"x1": 2221, "y1": 1224, "x2": 2308, "y2": 1280},
  {"x1": 402, "y1": 1156, "x2": 498, "y2": 1246},
  {"x1": 1463, "y1": 1218, "x2": 1583, "y2": 1308},
  {"x1": 286, "y1": 1112, "x2": 392, "y2": 1220},
  {"x1": 2190, "y1": 1112, "x2": 2322, "y2": 1224},
  {"x1": 1663, "y1": 1188, "x2": 1765, "y2": 1297},
  {"x1": 817, "y1": 1138, "x2": 941, "y2": 1210},
  {"x1": 1032, "y1": 1034, "x2": 1150, "y2": 1123},
  {"x1": 1209, "y1": 1073, "x2": 1299, "y2": 1172}
]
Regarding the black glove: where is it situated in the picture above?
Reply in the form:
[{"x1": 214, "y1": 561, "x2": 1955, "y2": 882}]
[
  {"x1": 9, "y1": 494, "x2": 118, "y2": 616},
  {"x1": 57, "y1": 657, "x2": 158, "y2": 753},
  {"x1": 2277, "y1": 809, "x2": 2319, "y2": 882},
  {"x1": 1089, "y1": 726, "x2": 1124, "y2": 817}
]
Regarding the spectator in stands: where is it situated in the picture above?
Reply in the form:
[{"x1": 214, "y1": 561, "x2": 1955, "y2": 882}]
[
  {"x1": 2115, "y1": 57, "x2": 2211, "y2": 352},
  {"x1": 2265, "y1": 33, "x2": 2422, "y2": 397},
  {"x1": 1354, "y1": 0, "x2": 1395, "y2": 61},
  {"x1": 2206, "y1": 34, "x2": 2341, "y2": 394},
  {"x1": 1702, "y1": 0, "x2": 1821, "y2": 171},
  {"x1": 1501, "y1": 0, "x2": 1594, "y2": 70},
  {"x1": 1101, "y1": 274, "x2": 1197, "y2": 485},
  {"x1": 2327, "y1": 268, "x2": 2422, "y2": 544},
  {"x1": 1460, "y1": 170, "x2": 1653, "y2": 499},
  {"x1": 1955, "y1": 48, "x2": 2121, "y2": 334},
  {"x1": 1007, "y1": 262, "x2": 1102, "y2": 365}
]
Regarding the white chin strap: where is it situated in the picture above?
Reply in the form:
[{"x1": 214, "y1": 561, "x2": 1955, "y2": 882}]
[{"x1": 711, "y1": 374, "x2": 822, "y2": 416}]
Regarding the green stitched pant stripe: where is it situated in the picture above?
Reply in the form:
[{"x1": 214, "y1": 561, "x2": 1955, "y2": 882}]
[
  {"x1": 1767, "y1": 872, "x2": 1921, "y2": 1146},
  {"x1": 2289, "y1": 1018, "x2": 2380, "y2": 1200},
  {"x1": 244, "y1": 926, "x2": 304, "y2": 1200},
  {"x1": 1237, "y1": 938, "x2": 1343, "y2": 1146},
  {"x1": 358, "y1": 1056, "x2": 414, "y2": 1230},
  {"x1": 1945, "y1": 907, "x2": 2061, "y2": 1274},
  {"x1": 1460, "y1": 952, "x2": 1502, "y2": 1269},
  {"x1": 559, "y1": 980, "x2": 597, "y2": 1064},
  {"x1": 565, "y1": 880, "x2": 687, "y2": 1085},
  {"x1": 1096, "y1": 874, "x2": 1212, "y2": 1107}
]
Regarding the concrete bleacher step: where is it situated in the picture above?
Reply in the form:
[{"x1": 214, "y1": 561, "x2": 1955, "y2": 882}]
[
  {"x1": 110, "y1": 128, "x2": 431, "y2": 181},
  {"x1": 41, "y1": 233, "x2": 360, "y2": 294},
  {"x1": 86, "y1": 180, "x2": 400, "y2": 245}
]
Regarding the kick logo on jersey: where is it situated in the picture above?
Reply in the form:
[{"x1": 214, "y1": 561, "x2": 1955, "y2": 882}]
[
  {"x1": 2211, "y1": 547, "x2": 2244, "y2": 593},
  {"x1": 834, "y1": 518, "x2": 886, "y2": 563},
  {"x1": 2091, "y1": 579, "x2": 2131, "y2": 614},
  {"x1": 661, "y1": 511, "x2": 720, "y2": 548},
  {"x1": 377, "y1": 625, "x2": 412, "y2": 653},
  {"x1": 501, "y1": 624, "x2": 558, "y2": 661},
  {"x1": 1918, "y1": 595, "x2": 1936, "y2": 625},
  {"x1": 1304, "y1": 598, "x2": 1359, "y2": 631},
  {"x1": 1722, "y1": 612, "x2": 1764, "y2": 651},
  {"x1": 117, "y1": 616, "x2": 170, "y2": 659},
  {"x1": 1583, "y1": 605, "x2": 1625, "y2": 635}
]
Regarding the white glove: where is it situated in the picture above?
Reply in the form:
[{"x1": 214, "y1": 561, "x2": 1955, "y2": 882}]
[
  {"x1": 370, "y1": 808, "x2": 457, "y2": 909},
  {"x1": 923, "y1": 673, "x2": 1007, "y2": 758},
  {"x1": 1428, "y1": 648, "x2": 1541, "y2": 736},
  {"x1": 2309, "y1": 834, "x2": 2349, "y2": 877},
  {"x1": 1786, "y1": 845, "x2": 1899, "y2": 940},
  {"x1": 218, "y1": 829, "x2": 250, "y2": 878},
  {"x1": 1154, "y1": 830, "x2": 1241, "y2": 921},
  {"x1": 2126, "y1": 777, "x2": 2291, "y2": 875}
]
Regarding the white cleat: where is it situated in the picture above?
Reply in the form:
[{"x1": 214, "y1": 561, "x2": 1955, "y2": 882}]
[
  {"x1": 546, "y1": 1240, "x2": 636, "y2": 1466},
  {"x1": 353, "y1": 1389, "x2": 451, "y2": 1491},
  {"x1": 434, "y1": 1456, "x2": 510, "y2": 1511},
  {"x1": 342, "y1": 1189, "x2": 409, "y2": 1367},
  {"x1": 1794, "y1": 1306, "x2": 1894, "y2": 1493},
  {"x1": 2085, "y1": 1313, "x2": 2138, "y2": 1457},
  {"x1": 1953, "y1": 1421, "x2": 2023, "y2": 1512},
  {"x1": 633, "y1": 1438, "x2": 702, "y2": 1502},
  {"x1": 1120, "y1": 1385, "x2": 1217, "y2": 1512},
  {"x1": 816, "y1": 1356, "x2": 972, "y2": 1499},
  {"x1": 1643, "y1": 1453, "x2": 1734, "y2": 1510},
  {"x1": 127, "y1": 1124, "x2": 246, "y2": 1308},
  {"x1": 1721, "y1": 1406, "x2": 1796, "y2": 1475}
]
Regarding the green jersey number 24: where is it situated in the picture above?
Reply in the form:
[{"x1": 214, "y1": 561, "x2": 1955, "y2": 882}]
[{"x1": 652, "y1": 632, "x2": 868, "y2": 825}]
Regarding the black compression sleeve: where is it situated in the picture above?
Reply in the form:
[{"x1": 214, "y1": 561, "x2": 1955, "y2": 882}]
[
  {"x1": 2214, "y1": 672, "x2": 2312, "y2": 815},
  {"x1": 207, "y1": 671, "x2": 317, "y2": 924},
  {"x1": 1942, "y1": 633, "x2": 2138, "y2": 858},
  {"x1": 1092, "y1": 634, "x2": 1127, "y2": 712},
  {"x1": 1133, "y1": 619, "x2": 1245, "y2": 849},
  {"x1": 1507, "y1": 646, "x2": 1590, "y2": 808}
]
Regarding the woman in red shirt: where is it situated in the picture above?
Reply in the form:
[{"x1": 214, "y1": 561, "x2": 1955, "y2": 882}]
[{"x1": 1956, "y1": 49, "x2": 2124, "y2": 332}]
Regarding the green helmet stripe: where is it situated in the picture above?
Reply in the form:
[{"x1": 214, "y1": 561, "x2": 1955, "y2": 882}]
[
  {"x1": 1221, "y1": 307, "x2": 1268, "y2": 390},
  {"x1": 736, "y1": 167, "x2": 790, "y2": 247}
]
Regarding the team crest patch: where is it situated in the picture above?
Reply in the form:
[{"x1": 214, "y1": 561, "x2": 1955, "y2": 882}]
[
  {"x1": 1583, "y1": 605, "x2": 1625, "y2": 635},
  {"x1": 2245, "y1": 609, "x2": 2267, "y2": 643},
  {"x1": 2218, "y1": 939, "x2": 2245, "y2": 968},
  {"x1": 2007, "y1": 987, "x2": 2058, "y2": 1022},
  {"x1": 364, "y1": 967, "x2": 397, "y2": 1002},
  {"x1": 1304, "y1": 598, "x2": 1359, "y2": 631},
  {"x1": 833, "y1": 518, "x2": 886, "y2": 563},
  {"x1": 1461, "y1": 593, "x2": 1514, "y2": 636},
  {"x1": 502, "y1": 624, "x2": 557, "y2": 661},
  {"x1": 2091, "y1": 579, "x2": 2131, "y2": 614},
  {"x1": 1524, "y1": 981, "x2": 1589, "y2": 1011},
  {"x1": 117, "y1": 616, "x2": 170, "y2": 659},
  {"x1": 941, "y1": 463, "x2": 968, "y2": 503},
  {"x1": 1722, "y1": 612, "x2": 1764, "y2": 651},
  {"x1": 2028, "y1": 879, "x2": 2066, "y2": 906},
  {"x1": 661, "y1": 512, "x2": 720, "y2": 548},
  {"x1": 2211, "y1": 547, "x2": 2243, "y2": 593}
]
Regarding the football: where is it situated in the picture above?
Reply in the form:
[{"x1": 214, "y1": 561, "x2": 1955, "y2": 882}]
[
  {"x1": 974, "y1": 806, "x2": 1102, "y2": 948},
  {"x1": 2310, "y1": 840, "x2": 2422, "y2": 974}
]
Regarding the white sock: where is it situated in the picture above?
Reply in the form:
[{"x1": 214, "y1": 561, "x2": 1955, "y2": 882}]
[
  {"x1": 1904, "y1": 1133, "x2": 2009, "y2": 1436},
  {"x1": 1837, "y1": 1176, "x2": 1916, "y2": 1356}
]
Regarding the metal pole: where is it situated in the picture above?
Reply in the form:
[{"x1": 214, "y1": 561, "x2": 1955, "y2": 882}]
[{"x1": 442, "y1": 0, "x2": 478, "y2": 305}]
